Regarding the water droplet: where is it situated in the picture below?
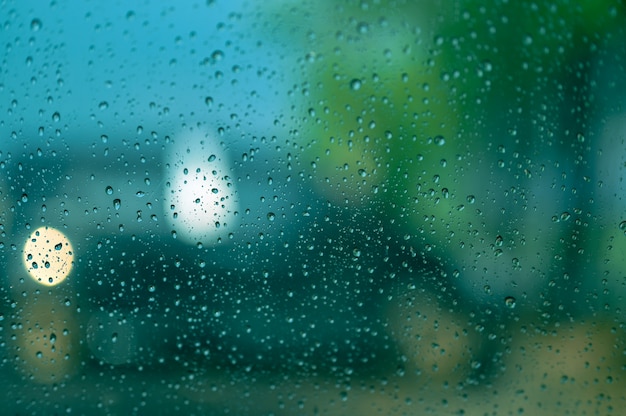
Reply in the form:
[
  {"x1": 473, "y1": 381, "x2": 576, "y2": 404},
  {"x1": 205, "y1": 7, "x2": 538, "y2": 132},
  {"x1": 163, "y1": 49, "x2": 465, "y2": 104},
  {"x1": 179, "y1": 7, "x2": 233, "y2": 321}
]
[
  {"x1": 52, "y1": 112, "x2": 60, "y2": 122},
  {"x1": 105, "y1": 186, "x2": 114, "y2": 195},
  {"x1": 98, "y1": 101, "x2": 109, "y2": 110},
  {"x1": 205, "y1": 96, "x2": 214, "y2": 107},
  {"x1": 504, "y1": 296, "x2": 516, "y2": 309},
  {"x1": 113, "y1": 199, "x2": 121, "y2": 210},
  {"x1": 136, "y1": 191, "x2": 145, "y2": 197},
  {"x1": 211, "y1": 50, "x2": 224, "y2": 61},
  {"x1": 434, "y1": 135, "x2": 445, "y2": 146},
  {"x1": 619, "y1": 220, "x2": 626, "y2": 232},
  {"x1": 30, "y1": 18, "x2": 42, "y2": 31},
  {"x1": 349, "y1": 79, "x2": 362, "y2": 91},
  {"x1": 54, "y1": 242, "x2": 63, "y2": 250},
  {"x1": 267, "y1": 212, "x2": 275, "y2": 221}
]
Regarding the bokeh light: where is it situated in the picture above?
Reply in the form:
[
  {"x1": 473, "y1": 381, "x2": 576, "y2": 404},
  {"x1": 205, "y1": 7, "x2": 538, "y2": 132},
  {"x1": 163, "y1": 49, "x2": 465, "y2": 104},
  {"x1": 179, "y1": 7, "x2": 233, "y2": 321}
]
[{"x1": 23, "y1": 226, "x2": 74, "y2": 286}]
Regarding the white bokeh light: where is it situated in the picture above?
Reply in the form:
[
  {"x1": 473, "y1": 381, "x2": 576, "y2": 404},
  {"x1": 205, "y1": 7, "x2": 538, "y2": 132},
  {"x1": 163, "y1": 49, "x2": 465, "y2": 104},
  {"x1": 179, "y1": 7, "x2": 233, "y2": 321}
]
[{"x1": 164, "y1": 131, "x2": 239, "y2": 245}]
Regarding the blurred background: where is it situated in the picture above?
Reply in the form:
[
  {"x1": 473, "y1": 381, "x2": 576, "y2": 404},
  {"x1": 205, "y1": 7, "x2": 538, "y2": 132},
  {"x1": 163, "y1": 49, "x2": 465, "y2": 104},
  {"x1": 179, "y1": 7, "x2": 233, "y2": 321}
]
[{"x1": 1, "y1": 0, "x2": 626, "y2": 414}]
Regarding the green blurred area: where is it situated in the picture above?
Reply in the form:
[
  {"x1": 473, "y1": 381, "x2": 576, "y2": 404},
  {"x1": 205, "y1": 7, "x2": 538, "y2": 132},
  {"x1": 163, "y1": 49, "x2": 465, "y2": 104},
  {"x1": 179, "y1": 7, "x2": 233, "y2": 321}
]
[{"x1": 296, "y1": 0, "x2": 626, "y2": 312}]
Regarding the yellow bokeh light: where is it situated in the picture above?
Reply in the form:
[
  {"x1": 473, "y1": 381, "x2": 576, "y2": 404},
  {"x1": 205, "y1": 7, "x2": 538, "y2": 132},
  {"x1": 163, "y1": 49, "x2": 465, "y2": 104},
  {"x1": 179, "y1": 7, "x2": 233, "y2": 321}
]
[{"x1": 23, "y1": 226, "x2": 74, "y2": 286}]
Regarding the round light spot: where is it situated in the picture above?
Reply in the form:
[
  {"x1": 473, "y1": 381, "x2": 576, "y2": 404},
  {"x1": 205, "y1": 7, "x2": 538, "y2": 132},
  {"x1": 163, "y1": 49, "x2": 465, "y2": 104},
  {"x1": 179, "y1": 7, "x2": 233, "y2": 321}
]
[{"x1": 23, "y1": 226, "x2": 74, "y2": 286}]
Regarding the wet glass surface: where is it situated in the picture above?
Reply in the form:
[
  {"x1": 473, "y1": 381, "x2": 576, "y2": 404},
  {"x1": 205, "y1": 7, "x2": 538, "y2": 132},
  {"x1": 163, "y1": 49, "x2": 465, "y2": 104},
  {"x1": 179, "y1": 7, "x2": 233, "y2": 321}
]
[{"x1": 1, "y1": 1, "x2": 626, "y2": 414}]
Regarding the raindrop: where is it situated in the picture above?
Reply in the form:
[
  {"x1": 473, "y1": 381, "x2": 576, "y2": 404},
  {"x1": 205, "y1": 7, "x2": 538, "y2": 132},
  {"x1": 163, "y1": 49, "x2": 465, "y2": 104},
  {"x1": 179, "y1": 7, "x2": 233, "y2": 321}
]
[
  {"x1": 54, "y1": 242, "x2": 62, "y2": 250},
  {"x1": 504, "y1": 296, "x2": 516, "y2": 309},
  {"x1": 105, "y1": 186, "x2": 114, "y2": 195},
  {"x1": 619, "y1": 220, "x2": 626, "y2": 232},
  {"x1": 349, "y1": 79, "x2": 362, "y2": 91},
  {"x1": 30, "y1": 18, "x2": 42, "y2": 31},
  {"x1": 211, "y1": 50, "x2": 224, "y2": 61},
  {"x1": 113, "y1": 199, "x2": 121, "y2": 210},
  {"x1": 267, "y1": 212, "x2": 275, "y2": 221}
]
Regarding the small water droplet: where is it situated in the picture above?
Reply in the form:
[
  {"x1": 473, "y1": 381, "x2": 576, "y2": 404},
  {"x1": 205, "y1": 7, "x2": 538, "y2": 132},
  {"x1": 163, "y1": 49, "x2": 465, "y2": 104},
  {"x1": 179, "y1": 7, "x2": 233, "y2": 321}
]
[
  {"x1": 504, "y1": 296, "x2": 516, "y2": 309},
  {"x1": 105, "y1": 186, "x2": 114, "y2": 195},
  {"x1": 113, "y1": 199, "x2": 121, "y2": 210},
  {"x1": 349, "y1": 79, "x2": 362, "y2": 91},
  {"x1": 54, "y1": 242, "x2": 63, "y2": 250},
  {"x1": 30, "y1": 18, "x2": 42, "y2": 31},
  {"x1": 211, "y1": 50, "x2": 224, "y2": 61},
  {"x1": 267, "y1": 212, "x2": 275, "y2": 221}
]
